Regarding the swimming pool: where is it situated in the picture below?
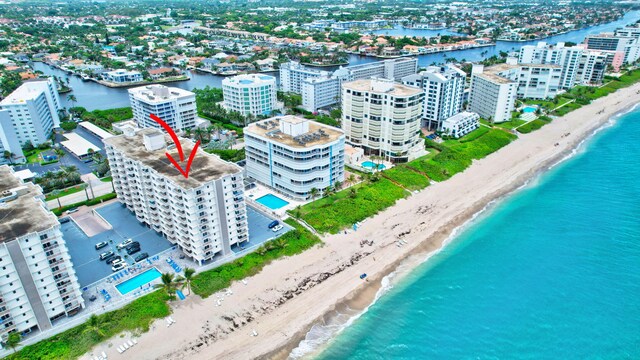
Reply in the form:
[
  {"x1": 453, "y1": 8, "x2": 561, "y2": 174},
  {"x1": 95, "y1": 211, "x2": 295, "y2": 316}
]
[
  {"x1": 256, "y1": 193, "x2": 290, "y2": 210},
  {"x1": 115, "y1": 268, "x2": 162, "y2": 295},
  {"x1": 361, "y1": 161, "x2": 386, "y2": 170},
  {"x1": 523, "y1": 106, "x2": 537, "y2": 113}
]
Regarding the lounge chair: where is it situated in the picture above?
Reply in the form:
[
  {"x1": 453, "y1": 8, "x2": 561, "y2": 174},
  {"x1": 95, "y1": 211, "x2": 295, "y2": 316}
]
[
  {"x1": 117, "y1": 346, "x2": 123, "y2": 353},
  {"x1": 102, "y1": 351, "x2": 107, "y2": 359},
  {"x1": 169, "y1": 316, "x2": 176, "y2": 324},
  {"x1": 132, "y1": 339, "x2": 138, "y2": 345},
  {"x1": 123, "y1": 342, "x2": 129, "y2": 350},
  {"x1": 127, "y1": 340, "x2": 134, "y2": 347}
]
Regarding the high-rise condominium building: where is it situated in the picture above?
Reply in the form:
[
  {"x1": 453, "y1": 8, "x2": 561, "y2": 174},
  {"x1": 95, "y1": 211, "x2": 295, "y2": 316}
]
[
  {"x1": 584, "y1": 33, "x2": 640, "y2": 66},
  {"x1": 0, "y1": 166, "x2": 84, "y2": 341},
  {"x1": 283, "y1": 58, "x2": 418, "y2": 112},
  {"x1": 401, "y1": 64, "x2": 466, "y2": 130},
  {"x1": 342, "y1": 78, "x2": 425, "y2": 162},
  {"x1": 468, "y1": 64, "x2": 518, "y2": 124},
  {"x1": 104, "y1": 128, "x2": 249, "y2": 265},
  {"x1": 244, "y1": 115, "x2": 345, "y2": 200},
  {"x1": 519, "y1": 42, "x2": 611, "y2": 88},
  {"x1": 0, "y1": 78, "x2": 62, "y2": 164},
  {"x1": 222, "y1": 74, "x2": 278, "y2": 117},
  {"x1": 128, "y1": 85, "x2": 197, "y2": 131}
]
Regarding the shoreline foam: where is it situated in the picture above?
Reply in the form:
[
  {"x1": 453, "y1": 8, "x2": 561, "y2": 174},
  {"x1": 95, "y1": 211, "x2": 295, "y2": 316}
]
[{"x1": 82, "y1": 83, "x2": 640, "y2": 360}]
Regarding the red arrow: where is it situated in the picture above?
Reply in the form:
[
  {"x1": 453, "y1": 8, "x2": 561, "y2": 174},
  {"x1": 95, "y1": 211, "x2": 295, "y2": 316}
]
[{"x1": 150, "y1": 114, "x2": 199, "y2": 179}]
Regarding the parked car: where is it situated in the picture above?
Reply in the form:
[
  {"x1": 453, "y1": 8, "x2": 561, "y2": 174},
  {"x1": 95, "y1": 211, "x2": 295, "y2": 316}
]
[
  {"x1": 59, "y1": 217, "x2": 71, "y2": 224},
  {"x1": 268, "y1": 220, "x2": 279, "y2": 229},
  {"x1": 111, "y1": 262, "x2": 126, "y2": 272},
  {"x1": 99, "y1": 251, "x2": 114, "y2": 260},
  {"x1": 95, "y1": 241, "x2": 108, "y2": 250},
  {"x1": 116, "y1": 238, "x2": 134, "y2": 249},
  {"x1": 272, "y1": 224, "x2": 283, "y2": 232},
  {"x1": 125, "y1": 241, "x2": 140, "y2": 251},
  {"x1": 106, "y1": 256, "x2": 122, "y2": 265},
  {"x1": 134, "y1": 253, "x2": 149, "y2": 262},
  {"x1": 66, "y1": 208, "x2": 79, "y2": 214},
  {"x1": 126, "y1": 246, "x2": 141, "y2": 255},
  {"x1": 111, "y1": 258, "x2": 125, "y2": 266}
]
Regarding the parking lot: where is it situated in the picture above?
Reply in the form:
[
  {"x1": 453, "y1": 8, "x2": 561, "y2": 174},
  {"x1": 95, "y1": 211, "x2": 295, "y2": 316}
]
[
  {"x1": 62, "y1": 202, "x2": 173, "y2": 287},
  {"x1": 233, "y1": 206, "x2": 293, "y2": 253}
]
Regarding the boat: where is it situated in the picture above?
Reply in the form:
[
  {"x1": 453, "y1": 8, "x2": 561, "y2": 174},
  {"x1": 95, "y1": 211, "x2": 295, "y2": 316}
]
[{"x1": 81, "y1": 75, "x2": 90, "y2": 81}]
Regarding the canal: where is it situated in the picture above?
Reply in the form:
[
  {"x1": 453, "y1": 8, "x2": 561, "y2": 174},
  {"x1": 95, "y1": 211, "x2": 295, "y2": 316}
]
[{"x1": 32, "y1": 10, "x2": 640, "y2": 111}]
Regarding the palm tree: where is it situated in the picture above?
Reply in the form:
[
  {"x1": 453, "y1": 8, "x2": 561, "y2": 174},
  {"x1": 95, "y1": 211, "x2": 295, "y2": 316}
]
[
  {"x1": 5, "y1": 332, "x2": 21, "y2": 353},
  {"x1": 83, "y1": 314, "x2": 105, "y2": 338},
  {"x1": 309, "y1": 187, "x2": 318, "y2": 200},
  {"x1": 67, "y1": 94, "x2": 77, "y2": 108},
  {"x1": 155, "y1": 273, "x2": 182, "y2": 299},
  {"x1": 182, "y1": 268, "x2": 195, "y2": 295},
  {"x1": 3, "y1": 151, "x2": 14, "y2": 165},
  {"x1": 333, "y1": 181, "x2": 343, "y2": 191},
  {"x1": 349, "y1": 187, "x2": 357, "y2": 198},
  {"x1": 346, "y1": 174, "x2": 356, "y2": 187}
]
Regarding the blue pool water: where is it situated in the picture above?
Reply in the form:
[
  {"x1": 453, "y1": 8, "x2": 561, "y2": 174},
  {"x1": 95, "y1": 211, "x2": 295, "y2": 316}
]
[
  {"x1": 115, "y1": 268, "x2": 162, "y2": 295},
  {"x1": 361, "y1": 161, "x2": 386, "y2": 170},
  {"x1": 310, "y1": 108, "x2": 640, "y2": 359},
  {"x1": 256, "y1": 193, "x2": 290, "y2": 210},
  {"x1": 523, "y1": 106, "x2": 537, "y2": 113}
]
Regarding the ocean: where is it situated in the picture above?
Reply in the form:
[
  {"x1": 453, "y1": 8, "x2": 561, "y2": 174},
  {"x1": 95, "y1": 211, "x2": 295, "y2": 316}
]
[{"x1": 297, "y1": 107, "x2": 640, "y2": 359}]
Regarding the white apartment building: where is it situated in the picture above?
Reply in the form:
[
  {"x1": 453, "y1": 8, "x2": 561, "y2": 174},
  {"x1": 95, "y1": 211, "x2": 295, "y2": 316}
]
[
  {"x1": 281, "y1": 58, "x2": 419, "y2": 112},
  {"x1": 102, "y1": 69, "x2": 143, "y2": 84},
  {"x1": 585, "y1": 33, "x2": 640, "y2": 66},
  {"x1": 104, "y1": 128, "x2": 248, "y2": 265},
  {"x1": 0, "y1": 78, "x2": 62, "y2": 158},
  {"x1": 279, "y1": 62, "x2": 329, "y2": 93},
  {"x1": 441, "y1": 111, "x2": 480, "y2": 139},
  {"x1": 128, "y1": 85, "x2": 197, "y2": 131},
  {"x1": 615, "y1": 26, "x2": 640, "y2": 40},
  {"x1": 491, "y1": 59, "x2": 562, "y2": 99},
  {"x1": 244, "y1": 116, "x2": 345, "y2": 200},
  {"x1": 342, "y1": 78, "x2": 425, "y2": 162},
  {"x1": 0, "y1": 166, "x2": 84, "y2": 341},
  {"x1": 222, "y1": 74, "x2": 278, "y2": 117},
  {"x1": 468, "y1": 64, "x2": 517, "y2": 123},
  {"x1": 401, "y1": 64, "x2": 466, "y2": 130},
  {"x1": 519, "y1": 42, "x2": 610, "y2": 88},
  {"x1": 0, "y1": 110, "x2": 25, "y2": 165}
]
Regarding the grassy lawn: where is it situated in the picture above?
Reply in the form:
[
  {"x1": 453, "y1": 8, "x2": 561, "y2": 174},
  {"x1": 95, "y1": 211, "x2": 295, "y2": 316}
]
[
  {"x1": 383, "y1": 165, "x2": 430, "y2": 191},
  {"x1": 100, "y1": 176, "x2": 113, "y2": 182},
  {"x1": 52, "y1": 193, "x2": 117, "y2": 216},
  {"x1": 406, "y1": 127, "x2": 518, "y2": 182},
  {"x1": 495, "y1": 119, "x2": 527, "y2": 130},
  {"x1": 45, "y1": 185, "x2": 86, "y2": 201},
  {"x1": 297, "y1": 178, "x2": 408, "y2": 234},
  {"x1": 191, "y1": 218, "x2": 321, "y2": 298},
  {"x1": 517, "y1": 119, "x2": 550, "y2": 134},
  {"x1": 24, "y1": 148, "x2": 53, "y2": 164},
  {"x1": 6, "y1": 290, "x2": 170, "y2": 360}
]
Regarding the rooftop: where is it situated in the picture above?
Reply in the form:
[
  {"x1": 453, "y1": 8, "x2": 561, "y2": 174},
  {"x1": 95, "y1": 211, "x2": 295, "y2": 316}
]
[
  {"x1": 0, "y1": 80, "x2": 48, "y2": 105},
  {"x1": 245, "y1": 115, "x2": 344, "y2": 149},
  {"x1": 343, "y1": 78, "x2": 422, "y2": 97},
  {"x1": 222, "y1": 73, "x2": 276, "y2": 86},
  {"x1": 128, "y1": 85, "x2": 194, "y2": 103},
  {"x1": 104, "y1": 128, "x2": 241, "y2": 189},
  {"x1": 0, "y1": 166, "x2": 59, "y2": 243}
]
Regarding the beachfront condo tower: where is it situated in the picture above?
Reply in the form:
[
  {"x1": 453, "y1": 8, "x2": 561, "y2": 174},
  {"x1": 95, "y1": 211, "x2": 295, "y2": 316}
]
[
  {"x1": 468, "y1": 64, "x2": 518, "y2": 123},
  {"x1": 222, "y1": 74, "x2": 278, "y2": 117},
  {"x1": 104, "y1": 128, "x2": 249, "y2": 265},
  {"x1": 401, "y1": 64, "x2": 466, "y2": 131},
  {"x1": 0, "y1": 166, "x2": 85, "y2": 342},
  {"x1": 244, "y1": 115, "x2": 345, "y2": 200},
  {"x1": 128, "y1": 85, "x2": 197, "y2": 131},
  {"x1": 0, "y1": 78, "x2": 62, "y2": 164},
  {"x1": 342, "y1": 78, "x2": 425, "y2": 162}
]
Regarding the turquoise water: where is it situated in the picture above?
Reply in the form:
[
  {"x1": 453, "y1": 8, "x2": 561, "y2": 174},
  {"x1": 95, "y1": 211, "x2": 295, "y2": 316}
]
[
  {"x1": 115, "y1": 268, "x2": 162, "y2": 295},
  {"x1": 523, "y1": 106, "x2": 537, "y2": 113},
  {"x1": 315, "y1": 108, "x2": 640, "y2": 359},
  {"x1": 361, "y1": 161, "x2": 386, "y2": 170},
  {"x1": 256, "y1": 193, "x2": 290, "y2": 210}
]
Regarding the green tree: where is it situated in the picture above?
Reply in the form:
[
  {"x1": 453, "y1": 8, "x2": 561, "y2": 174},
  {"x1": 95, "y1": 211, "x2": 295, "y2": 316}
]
[
  {"x1": 309, "y1": 187, "x2": 318, "y2": 200},
  {"x1": 155, "y1": 273, "x2": 182, "y2": 299},
  {"x1": 5, "y1": 332, "x2": 21, "y2": 353},
  {"x1": 182, "y1": 268, "x2": 195, "y2": 295},
  {"x1": 82, "y1": 314, "x2": 105, "y2": 339}
]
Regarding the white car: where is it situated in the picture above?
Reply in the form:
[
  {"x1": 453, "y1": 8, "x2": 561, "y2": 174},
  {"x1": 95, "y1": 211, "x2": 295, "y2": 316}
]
[
  {"x1": 116, "y1": 238, "x2": 133, "y2": 249},
  {"x1": 111, "y1": 262, "x2": 126, "y2": 272},
  {"x1": 66, "y1": 208, "x2": 79, "y2": 214},
  {"x1": 271, "y1": 224, "x2": 283, "y2": 232},
  {"x1": 111, "y1": 258, "x2": 125, "y2": 266}
]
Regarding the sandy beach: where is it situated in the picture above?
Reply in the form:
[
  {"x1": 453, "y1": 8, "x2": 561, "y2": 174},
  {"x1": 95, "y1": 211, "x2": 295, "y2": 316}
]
[{"x1": 82, "y1": 82, "x2": 640, "y2": 360}]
